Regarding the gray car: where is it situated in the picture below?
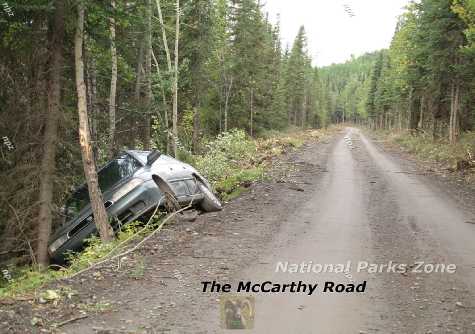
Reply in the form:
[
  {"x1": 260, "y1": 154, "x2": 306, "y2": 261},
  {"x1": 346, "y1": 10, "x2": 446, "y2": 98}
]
[{"x1": 48, "y1": 150, "x2": 221, "y2": 264}]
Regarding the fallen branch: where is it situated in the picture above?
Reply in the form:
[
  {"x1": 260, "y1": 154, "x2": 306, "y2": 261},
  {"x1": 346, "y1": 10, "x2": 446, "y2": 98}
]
[
  {"x1": 191, "y1": 255, "x2": 227, "y2": 259},
  {"x1": 0, "y1": 248, "x2": 27, "y2": 256},
  {"x1": 53, "y1": 314, "x2": 88, "y2": 328},
  {"x1": 392, "y1": 171, "x2": 427, "y2": 175}
]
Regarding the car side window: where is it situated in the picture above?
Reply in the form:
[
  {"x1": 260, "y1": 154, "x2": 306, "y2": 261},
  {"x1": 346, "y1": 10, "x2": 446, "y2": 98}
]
[
  {"x1": 185, "y1": 179, "x2": 198, "y2": 194},
  {"x1": 170, "y1": 180, "x2": 189, "y2": 197}
]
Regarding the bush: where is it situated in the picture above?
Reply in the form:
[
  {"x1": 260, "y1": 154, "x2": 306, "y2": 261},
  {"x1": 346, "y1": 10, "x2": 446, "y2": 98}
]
[
  {"x1": 195, "y1": 130, "x2": 256, "y2": 185},
  {"x1": 216, "y1": 167, "x2": 265, "y2": 201},
  {"x1": 389, "y1": 130, "x2": 475, "y2": 169}
]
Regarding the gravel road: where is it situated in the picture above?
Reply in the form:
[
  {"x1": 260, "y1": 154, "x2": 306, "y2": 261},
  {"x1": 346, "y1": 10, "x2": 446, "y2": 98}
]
[
  {"x1": 193, "y1": 127, "x2": 475, "y2": 334},
  {"x1": 222, "y1": 127, "x2": 475, "y2": 334},
  {"x1": 3, "y1": 128, "x2": 474, "y2": 334}
]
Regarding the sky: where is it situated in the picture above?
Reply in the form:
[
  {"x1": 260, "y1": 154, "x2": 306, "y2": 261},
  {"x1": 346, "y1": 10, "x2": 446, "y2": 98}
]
[{"x1": 263, "y1": 0, "x2": 411, "y2": 67}]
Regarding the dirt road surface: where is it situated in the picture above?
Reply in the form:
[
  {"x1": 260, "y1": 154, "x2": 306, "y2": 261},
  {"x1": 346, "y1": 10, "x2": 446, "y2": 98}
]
[{"x1": 3, "y1": 128, "x2": 475, "y2": 334}]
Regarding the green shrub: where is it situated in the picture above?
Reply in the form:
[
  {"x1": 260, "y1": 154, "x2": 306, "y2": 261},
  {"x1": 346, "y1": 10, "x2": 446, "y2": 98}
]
[
  {"x1": 390, "y1": 131, "x2": 475, "y2": 167},
  {"x1": 216, "y1": 167, "x2": 265, "y2": 201},
  {"x1": 195, "y1": 130, "x2": 256, "y2": 185}
]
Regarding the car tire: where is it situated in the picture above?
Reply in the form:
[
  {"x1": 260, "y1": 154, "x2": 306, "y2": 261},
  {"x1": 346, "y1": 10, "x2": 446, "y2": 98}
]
[{"x1": 197, "y1": 180, "x2": 222, "y2": 212}]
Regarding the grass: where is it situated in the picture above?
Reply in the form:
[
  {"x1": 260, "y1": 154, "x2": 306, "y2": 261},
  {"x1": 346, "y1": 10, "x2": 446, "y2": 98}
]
[
  {"x1": 0, "y1": 269, "x2": 63, "y2": 298},
  {"x1": 216, "y1": 167, "x2": 265, "y2": 201},
  {"x1": 0, "y1": 219, "x2": 161, "y2": 298},
  {"x1": 375, "y1": 129, "x2": 475, "y2": 181}
]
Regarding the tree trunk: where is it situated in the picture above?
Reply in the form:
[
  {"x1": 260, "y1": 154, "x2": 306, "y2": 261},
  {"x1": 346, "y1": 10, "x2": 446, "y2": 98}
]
[
  {"x1": 450, "y1": 81, "x2": 460, "y2": 144},
  {"x1": 143, "y1": 0, "x2": 152, "y2": 150},
  {"x1": 151, "y1": 48, "x2": 170, "y2": 153},
  {"x1": 109, "y1": 0, "x2": 118, "y2": 158},
  {"x1": 155, "y1": 0, "x2": 172, "y2": 71},
  {"x1": 250, "y1": 88, "x2": 254, "y2": 137},
  {"x1": 192, "y1": 105, "x2": 200, "y2": 153},
  {"x1": 418, "y1": 95, "x2": 424, "y2": 130},
  {"x1": 449, "y1": 82, "x2": 455, "y2": 143},
  {"x1": 75, "y1": 2, "x2": 114, "y2": 243},
  {"x1": 36, "y1": 0, "x2": 65, "y2": 269},
  {"x1": 219, "y1": 90, "x2": 223, "y2": 133},
  {"x1": 407, "y1": 87, "x2": 414, "y2": 130},
  {"x1": 155, "y1": 0, "x2": 173, "y2": 153},
  {"x1": 455, "y1": 83, "x2": 460, "y2": 140},
  {"x1": 432, "y1": 113, "x2": 438, "y2": 140},
  {"x1": 86, "y1": 57, "x2": 99, "y2": 160},
  {"x1": 135, "y1": 38, "x2": 145, "y2": 102},
  {"x1": 397, "y1": 105, "x2": 402, "y2": 131},
  {"x1": 172, "y1": 0, "x2": 180, "y2": 157},
  {"x1": 224, "y1": 76, "x2": 233, "y2": 132}
]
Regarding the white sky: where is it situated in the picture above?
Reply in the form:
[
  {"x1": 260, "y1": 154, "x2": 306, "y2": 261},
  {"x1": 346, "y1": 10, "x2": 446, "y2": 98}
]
[{"x1": 263, "y1": 0, "x2": 411, "y2": 67}]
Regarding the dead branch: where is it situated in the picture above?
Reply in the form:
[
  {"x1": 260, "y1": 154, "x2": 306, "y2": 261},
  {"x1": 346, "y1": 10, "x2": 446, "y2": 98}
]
[{"x1": 53, "y1": 315, "x2": 88, "y2": 328}]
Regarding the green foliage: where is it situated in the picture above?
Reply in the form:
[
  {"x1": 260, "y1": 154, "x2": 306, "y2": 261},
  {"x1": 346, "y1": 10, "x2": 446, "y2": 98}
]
[
  {"x1": 319, "y1": 52, "x2": 379, "y2": 124},
  {"x1": 79, "y1": 301, "x2": 112, "y2": 313},
  {"x1": 390, "y1": 131, "x2": 475, "y2": 168},
  {"x1": 324, "y1": 0, "x2": 475, "y2": 136},
  {"x1": 195, "y1": 129, "x2": 256, "y2": 185},
  {"x1": 129, "y1": 256, "x2": 146, "y2": 279},
  {"x1": 216, "y1": 167, "x2": 265, "y2": 201},
  {"x1": 0, "y1": 219, "x2": 160, "y2": 298},
  {"x1": 0, "y1": 267, "x2": 62, "y2": 298}
]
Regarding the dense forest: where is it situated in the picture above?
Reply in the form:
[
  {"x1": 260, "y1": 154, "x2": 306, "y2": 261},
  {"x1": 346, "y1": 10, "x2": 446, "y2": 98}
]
[
  {"x1": 319, "y1": 52, "x2": 379, "y2": 124},
  {"x1": 1, "y1": 0, "x2": 475, "y2": 269},
  {"x1": 323, "y1": 0, "x2": 475, "y2": 142},
  {"x1": 0, "y1": 0, "x2": 323, "y2": 268}
]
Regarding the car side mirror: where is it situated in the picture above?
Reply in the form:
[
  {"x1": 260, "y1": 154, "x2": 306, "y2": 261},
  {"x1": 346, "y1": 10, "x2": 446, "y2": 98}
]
[{"x1": 147, "y1": 150, "x2": 161, "y2": 166}]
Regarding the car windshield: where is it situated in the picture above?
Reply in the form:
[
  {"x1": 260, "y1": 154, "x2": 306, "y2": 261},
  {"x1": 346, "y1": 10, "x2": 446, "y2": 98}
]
[{"x1": 62, "y1": 154, "x2": 141, "y2": 222}]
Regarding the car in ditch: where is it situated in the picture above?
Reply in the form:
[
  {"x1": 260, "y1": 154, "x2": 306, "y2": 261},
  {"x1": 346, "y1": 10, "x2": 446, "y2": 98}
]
[{"x1": 48, "y1": 150, "x2": 222, "y2": 264}]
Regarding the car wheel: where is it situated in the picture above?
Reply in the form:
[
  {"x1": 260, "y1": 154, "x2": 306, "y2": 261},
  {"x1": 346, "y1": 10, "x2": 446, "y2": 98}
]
[{"x1": 197, "y1": 180, "x2": 222, "y2": 212}]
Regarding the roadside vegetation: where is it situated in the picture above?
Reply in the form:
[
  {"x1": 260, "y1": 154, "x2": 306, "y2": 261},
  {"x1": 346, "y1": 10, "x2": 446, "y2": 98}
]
[
  {"x1": 375, "y1": 130, "x2": 475, "y2": 182},
  {"x1": 319, "y1": 0, "x2": 475, "y2": 183},
  {"x1": 0, "y1": 128, "x2": 326, "y2": 299}
]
